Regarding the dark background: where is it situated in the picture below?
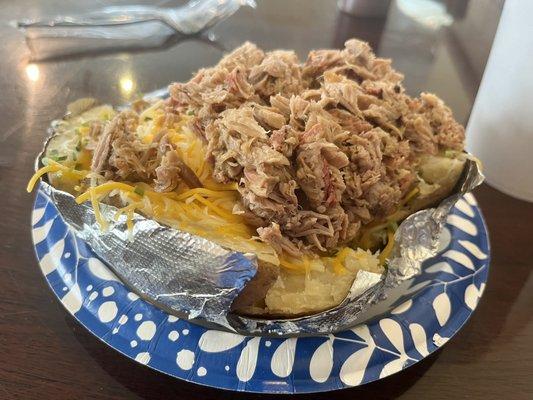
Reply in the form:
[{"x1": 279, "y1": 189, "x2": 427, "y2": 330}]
[{"x1": 1, "y1": 0, "x2": 532, "y2": 399}]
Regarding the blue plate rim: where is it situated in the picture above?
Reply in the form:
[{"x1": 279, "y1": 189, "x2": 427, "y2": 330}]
[{"x1": 31, "y1": 185, "x2": 491, "y2": 393}]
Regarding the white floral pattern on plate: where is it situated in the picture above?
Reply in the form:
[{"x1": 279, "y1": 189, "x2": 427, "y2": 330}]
[{"x1": 32, "y1": 184, "x2": 490, "y2": 393}]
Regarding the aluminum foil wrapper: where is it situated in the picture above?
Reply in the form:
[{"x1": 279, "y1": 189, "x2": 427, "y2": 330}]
[
  {"x1": 36, "y1": 106, "x2": 484, "y2": 337},
  {"x1": 40, "y1": 181, "x2": 257, "y2": 331},
  {"x1": 229, "y1": 157, "x2": 484, "y2": 335}
]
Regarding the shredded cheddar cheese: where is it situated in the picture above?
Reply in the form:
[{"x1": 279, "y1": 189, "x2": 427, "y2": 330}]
[
  {"x1": 27, "y1": 165, "x2": 63, "y2": 193},
  {"x1": 191, "y1": 194, "x2": 241, "y2": 222},
  {"x1": 331, "y1": 247, "x2": 351, "y2": 274},
  {"x1": 402, "y1": 187, "x2": 420, "y2": 205},
  {"x1": 175, "y1": 187, "x2": 237, "y2": 200},
  {"x1": 279, "y1": 255, "x2": 311, "y2": 272},
  {"x1": 27, "y1": 102, "x2": 387, "y2": 273},
  {"x1": 27, "y1": 161, "x2": 88, "y2": 193},
  {"x1": 378, "y1": 228, "x2": 395, "y2": 264},
  {"x1": 75, "y1": 181, "x2": 141, "y2": 204},
  {"x1": 90, "y1": 187, "x2": 108, "y2": 230}
]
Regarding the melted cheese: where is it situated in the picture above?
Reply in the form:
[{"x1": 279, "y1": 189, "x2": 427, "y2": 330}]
[
  {"x1": 27, "y1": 161, "x2": 88, "y2": 193},
  {"x1": 378, "y1": 229, "x2": 395, "y2": 264},
  {"x1": 28, "y1": 103, "x2": 383, "y2": 273},
  {"x1": 90, "y1": 187, "x2": 108, "y2": 230}
]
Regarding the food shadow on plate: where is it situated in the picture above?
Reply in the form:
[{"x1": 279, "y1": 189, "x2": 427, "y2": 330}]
[{"x1": 64, "y1": 313, "x2": 440, "y2": 399}]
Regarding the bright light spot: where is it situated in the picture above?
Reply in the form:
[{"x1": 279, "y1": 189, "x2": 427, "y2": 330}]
[
  {"x1": 397, "y1": 0, "x2": 453, "y2": 29},
  {"x1": 26, "y1": 64, "x2": 40, "y2": 82},
  {"x1": 120, "y1": 76, "x2": 134, "y2": 95}
]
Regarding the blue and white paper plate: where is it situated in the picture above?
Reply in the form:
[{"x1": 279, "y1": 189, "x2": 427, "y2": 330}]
[{"x1": 32, "y1": 183, "x2": 490, "y2": 393}]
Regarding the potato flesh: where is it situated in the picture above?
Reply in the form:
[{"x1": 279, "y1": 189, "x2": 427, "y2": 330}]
[
  {"x1": 264, "y1": 250, "x2": 383, "y2": 316},
  {"x1": 44, "y1": 106, "x2": 466, "y2": 319}
]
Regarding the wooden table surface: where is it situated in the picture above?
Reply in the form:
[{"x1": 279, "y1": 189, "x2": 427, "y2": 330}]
[{"x1": 1, "y1": 0, "x2": 532, "y2": 399}]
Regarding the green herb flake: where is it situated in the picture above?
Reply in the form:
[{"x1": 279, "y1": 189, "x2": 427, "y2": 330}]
[
  {"x1": 134, "y1": 186, "x2": 145, "y2": 196},
  {"x1": 387, "y1": 221, "x2": 399, "y2": 231},
  {"x1": 444, "y1": 150, "x2": 457, "y2": 158},
  {"x1": 52, "y1": 155, "x2": 68, "y2": 162}
]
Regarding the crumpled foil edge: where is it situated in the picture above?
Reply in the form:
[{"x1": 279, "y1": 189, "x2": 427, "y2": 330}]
[
  {"x1": 227, "y1": 157, "x2": 484, "y2": 335},
  {"x1": 42, "y1": 180, "x2": 259, "y2": 332},
  {"x1": 35, "y1": 99, "x2": 484, "y2": 337}
]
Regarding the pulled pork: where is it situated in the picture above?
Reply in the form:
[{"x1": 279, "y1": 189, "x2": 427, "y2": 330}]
[
  {"x1": 90, "y1": 110, "x2": 201, "y2": 192},
  {"x1": 205, "y1": 106, "x2": 298, "y2": 221},
  {"x1": 165, "y1": 39, "x2": 465, "y2": 254}
]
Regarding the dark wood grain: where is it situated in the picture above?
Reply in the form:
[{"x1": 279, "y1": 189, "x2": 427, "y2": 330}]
[{"x1": 1, "y1": 1, "x2": 531, "y2": 399}]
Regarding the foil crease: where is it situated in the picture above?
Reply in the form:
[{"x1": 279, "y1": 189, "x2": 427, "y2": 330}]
[
  {"x1": 228, "y1": 157, "x2": 484, "y2": 335},
  {"x1": 42, "y1": 181, "x2": 258, "y2": 332},
  {"x1": 36, "y1": 104, "x2": 484, "y2": 337}
]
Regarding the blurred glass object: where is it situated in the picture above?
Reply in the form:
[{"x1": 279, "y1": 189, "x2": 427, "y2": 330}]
[
  {"x1": 466, "y1": 0, "x2": 533, "y2": 202},
  {"x1": 396, "y1": 0, "x2": 453, "y2": 29},
  {"x1": 18, "y1": 0, "x2": 254, "y2": 61},
  {"x1": 338, "y1": 0, "x2": 392, "y2": 17},
  {"x1": 377, "y1": 1, "x2": 454, "y2": 93},
  {"x1": 334, "y1": 8, "x2": 388, "y2": 52}
]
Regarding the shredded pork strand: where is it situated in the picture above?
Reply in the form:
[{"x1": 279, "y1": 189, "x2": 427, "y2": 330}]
[
  {"x1": 160, "y1": 39, "x2": 465, "y2": 254},
  {"x1": 164, "y1": 40, "x2": 465, "y2": 254},
  {"x1": 90, "y1": 111, "x2": 201, "y2": 191}
]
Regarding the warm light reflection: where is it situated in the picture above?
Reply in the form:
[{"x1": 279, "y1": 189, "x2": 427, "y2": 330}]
[
  {"x1": 397, "y1": 0, "x2": 453, "y2": 29},
  {"x1": 120, "y1": 76, "x2": 135, "y2": 96},
  {"x1": 25, "y1": 64, "x2": 40, "y2": 82}
]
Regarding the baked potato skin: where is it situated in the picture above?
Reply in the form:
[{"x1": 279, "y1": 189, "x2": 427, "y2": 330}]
[
  {"x1": 414, "y1": 154, "x2": 466, "y2": 209},
  {"x1": 230, "y1": 262, "x2": 280, "y2": 314},
  {"x1": 230, "y1": 154, "x2": 467, "y2": 318},
  {"x1": 43, "y1": 105, "x2": 467, "y2": 319}
]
